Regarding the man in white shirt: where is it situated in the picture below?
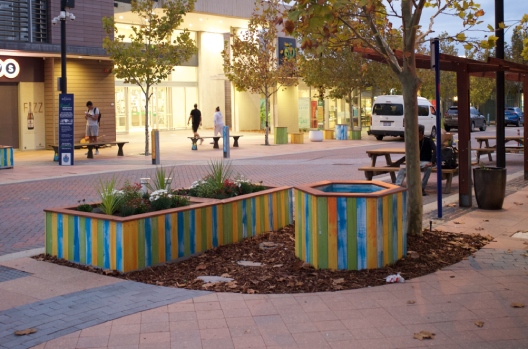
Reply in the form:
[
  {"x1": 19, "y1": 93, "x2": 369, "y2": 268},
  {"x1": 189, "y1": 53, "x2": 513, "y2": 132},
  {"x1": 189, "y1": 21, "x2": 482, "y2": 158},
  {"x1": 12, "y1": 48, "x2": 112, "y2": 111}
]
[{"x1": 85, "y1": 101, "x2": 100, "y2": 155}]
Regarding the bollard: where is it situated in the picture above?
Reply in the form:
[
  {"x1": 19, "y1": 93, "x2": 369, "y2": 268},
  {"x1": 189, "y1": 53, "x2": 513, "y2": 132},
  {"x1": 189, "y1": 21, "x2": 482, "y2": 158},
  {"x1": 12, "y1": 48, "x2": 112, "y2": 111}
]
[
  {"x1": 140, "y1": 178, "x2": 150, "y2": 194},
  {"x1": 165, "y1": 177, "x2": 172, "y2": 190},
  {"x1": 151, "y1": 129, "x2": 160, "y2": 165},
  {"x1": 223, "y1": 125, "x2": 230, "y2": 158}
]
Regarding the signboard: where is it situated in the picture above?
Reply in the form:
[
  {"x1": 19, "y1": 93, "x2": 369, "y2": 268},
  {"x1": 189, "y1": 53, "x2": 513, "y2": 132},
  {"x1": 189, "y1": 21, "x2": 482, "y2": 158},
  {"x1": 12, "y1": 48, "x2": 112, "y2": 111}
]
[
  {"x1": 0, "y1": 58, "x2": 20, "y2": 79},
  {"x1": 278, "y1": 37, "x2": 296, "y2": 64},
  {"x1": 58, "y1": 94, "x2": 74, "y2": 166},
  {"x1": 298, "y1": 97, "x2": 310, "y2": 129}
]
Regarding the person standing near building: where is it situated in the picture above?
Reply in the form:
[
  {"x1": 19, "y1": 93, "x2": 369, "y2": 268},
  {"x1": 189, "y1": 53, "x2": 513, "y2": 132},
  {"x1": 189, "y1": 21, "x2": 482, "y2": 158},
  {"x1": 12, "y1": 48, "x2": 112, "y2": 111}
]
[
  {"x1": 213, "y1": 106, "x2": 224, "y2": 137},
  {"x1": 187, "y1": 103, "x2": 203, "y2": 145},
  {"x1": 85, "y1": 101, "x2": 100, "y2": 155}
]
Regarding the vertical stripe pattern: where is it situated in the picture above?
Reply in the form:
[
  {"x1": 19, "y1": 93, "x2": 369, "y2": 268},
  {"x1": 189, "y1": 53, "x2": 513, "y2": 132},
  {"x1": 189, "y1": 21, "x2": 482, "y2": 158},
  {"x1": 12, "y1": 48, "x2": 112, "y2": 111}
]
[{"x1": 45, "y1": 188, "x2": 293, "y2": 272}]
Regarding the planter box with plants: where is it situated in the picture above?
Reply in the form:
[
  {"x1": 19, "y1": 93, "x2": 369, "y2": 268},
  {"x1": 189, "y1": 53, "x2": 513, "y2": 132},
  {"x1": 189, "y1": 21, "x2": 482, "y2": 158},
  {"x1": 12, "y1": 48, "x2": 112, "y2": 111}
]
[{"x1": 45, "y1": 163, "x2": 293, "y2": 272}]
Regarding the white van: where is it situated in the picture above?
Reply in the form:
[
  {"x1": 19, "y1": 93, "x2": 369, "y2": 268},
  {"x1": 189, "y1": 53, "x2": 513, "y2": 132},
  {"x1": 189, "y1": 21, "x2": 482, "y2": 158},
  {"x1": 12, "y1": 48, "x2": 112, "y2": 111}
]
[{"x1": 368, "y1": 95, "x2": 437, "y2": 141}]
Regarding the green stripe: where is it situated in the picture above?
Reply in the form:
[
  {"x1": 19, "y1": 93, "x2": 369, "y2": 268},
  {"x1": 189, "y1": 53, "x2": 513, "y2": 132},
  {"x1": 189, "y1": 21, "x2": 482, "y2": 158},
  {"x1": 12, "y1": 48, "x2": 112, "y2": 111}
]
[
  {"x1": 347, "y1": 197, "x2": 357, "y2": 270},
  {"x1": 138, "y1": 220, "x2": 145, "y2": 269},
  {"x1": 223, "y1": 203, "x2": 233, "y2": 244},
  {"x1": 45, "y1": 213, "x2": 53, "y2": 254},
  {"x1": 294, "y1": 190, "x2": 302, "y2": 258},
  {"x1": 247, "y1": 199, "x2": 254, "y2": 237},
  {"x1": 317, "y1": 197, "x2": 329, "y2": 269}
]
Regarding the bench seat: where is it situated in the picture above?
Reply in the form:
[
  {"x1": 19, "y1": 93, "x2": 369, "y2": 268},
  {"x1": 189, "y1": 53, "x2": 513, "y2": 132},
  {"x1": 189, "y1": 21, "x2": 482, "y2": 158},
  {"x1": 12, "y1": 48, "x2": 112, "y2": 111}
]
[
  {"x1": 49, "y1": 142, "x2": 128, "y2": 159},
  {"x1": 431, "y1": 167, "x2": 458, "y2": 194},
  {"x1": 187, "y1": 135, "x2": 243, "y2": 149},
  {"x1": 358, "y1": 166, "x2": 400, "y2": 181}
]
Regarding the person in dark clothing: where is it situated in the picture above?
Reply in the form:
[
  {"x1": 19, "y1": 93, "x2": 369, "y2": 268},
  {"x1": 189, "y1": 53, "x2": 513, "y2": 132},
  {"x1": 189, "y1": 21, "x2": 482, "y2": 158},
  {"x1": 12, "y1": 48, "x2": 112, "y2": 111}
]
[
  {"x1": 187, "y1": 104, "x2": 203, "y2": 145},
  {"x1": 395, "y1": 124, "x2": 436, "y2": 196}
]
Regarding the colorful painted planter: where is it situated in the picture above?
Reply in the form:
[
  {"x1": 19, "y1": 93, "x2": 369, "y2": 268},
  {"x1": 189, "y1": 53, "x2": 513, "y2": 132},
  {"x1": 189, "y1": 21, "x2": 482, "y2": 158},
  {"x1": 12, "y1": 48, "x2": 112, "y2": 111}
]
[
  {"x1": 0, "y1": 146, "x2": 14, "y2": 169},
  {"x1": 45, "y1": 186, "x2": 293, "y2": 272},
  {"x1": 294, "y1": 180, "x2": 407, "y2": 270}
]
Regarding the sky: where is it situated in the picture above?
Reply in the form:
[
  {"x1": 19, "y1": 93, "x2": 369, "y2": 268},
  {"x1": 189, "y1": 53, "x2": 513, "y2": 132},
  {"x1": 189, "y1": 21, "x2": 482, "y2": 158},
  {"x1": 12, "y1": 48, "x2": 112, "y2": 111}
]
[{"x1": 419, "y1": 0, "x2": 528, "y2": 53}]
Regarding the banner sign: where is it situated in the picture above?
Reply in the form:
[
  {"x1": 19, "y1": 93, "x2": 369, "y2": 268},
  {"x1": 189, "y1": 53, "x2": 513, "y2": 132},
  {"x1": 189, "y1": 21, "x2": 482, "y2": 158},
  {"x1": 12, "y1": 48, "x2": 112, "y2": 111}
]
[
  {"x1": 59, "y1": 94, "x2": 74, "y2": 166},
  {"x1": 278, "y1": 37, "x2": 296, "y2": 64},
  {"x1": 0, "y1": 58, "x2": 20, "y2": 79}
]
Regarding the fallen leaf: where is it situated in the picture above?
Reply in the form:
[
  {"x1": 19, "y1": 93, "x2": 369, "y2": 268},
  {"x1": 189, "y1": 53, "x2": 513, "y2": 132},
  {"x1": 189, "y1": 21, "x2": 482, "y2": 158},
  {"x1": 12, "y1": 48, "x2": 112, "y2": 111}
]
[
  {"x1": 521, "y1": 253, "x2": 528, "y2": 257},
  {"x1": 407, "y1": 300, "x2": 416, "y2": 304},
  {"x1": 506, "y1": 249, "x2": 513, "y2": 254},
  {"x1": 273, "y1": 264, "x2": 283, "y2": 268},
  {"x1": 511, "y1": 302, "x2": 525, "y2": 308},
  {"x1": 450, "y1": 275, "x2": 455, "y2": 278},
  {"x1": 333, "y1": 278, "x2": 345, "y2": 284},
  {"x1": 413, "y1": 330, "x2": 435, "y2": 340},
  {"x1": 195, "y1": 264, "x2": 207, "y2": 271},
  {"x1": 474, "y1": 321, "x2": 484, "y2": 328},
  {"x1": 14, "y1": 328, "x2": 37, "y2": 336},
  {"x1": 483, "y1": 219, "x2": 489, "y2": 222},
  {"x1": 247, "y1": 289, "x2": 256, "y2": 294},
  {"x1": 447, "y1": 203, "x2": 457, "y2": 207},
  {"x1": 293, "y1": 260, "x2": 304, "y2": 271},
  {"x1": 454, "y1": 221, "x2": 463, "y2": 225},
  {"x1": 475, "y1": 227, "x2": 484, "y2": 231},
  {"x1": 514, "y1": 202, "x2": 523, "y2": 205}
]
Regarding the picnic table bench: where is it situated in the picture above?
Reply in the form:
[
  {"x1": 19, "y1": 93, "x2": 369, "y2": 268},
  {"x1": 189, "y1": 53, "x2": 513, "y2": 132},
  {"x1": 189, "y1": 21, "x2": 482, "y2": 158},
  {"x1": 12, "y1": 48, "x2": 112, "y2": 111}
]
[
  {"x1": 49, "y1": 141, "x2": 128, "y2": 159},
  {"x1": 187, "y1": 135, "x2": 243, "y2": 150}
]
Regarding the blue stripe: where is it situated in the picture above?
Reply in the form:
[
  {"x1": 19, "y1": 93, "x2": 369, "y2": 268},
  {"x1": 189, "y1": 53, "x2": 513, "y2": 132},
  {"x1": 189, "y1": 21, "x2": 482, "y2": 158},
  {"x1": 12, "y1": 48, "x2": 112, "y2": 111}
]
[
  {"x1": 304, "y1": 193, "x2": 310, "y2": 263},
  {"x1": 9, "y1": 147, "x2": 13, "y2": 166},
  {"x1": 251, "y1": 198, "x2": 256, "y2": 236},
  {"x1": 212, "y1": 206, "x2": 218, "y2": 247},
  {"x1": 73, "y1": 216, "x2": 80, "y2": 263},
  {"x1": 165, "y1": 214, "x2": 172, "y2": 261},
  {"x1": 190, "y1": 210, "x2": 196, "y2": 254},
  {"x1": 377, "y1": 197, "x2": 384, "y2": 267},
  {"x1": 145, "y1": 218, "x2": 152, "y2": 266},
  {"x1": 85, "y1": 218, "x2": 92, "y2": 265},
  {"x1": 242, "y1": 200, "x2": 247, "y2": 238},
  {"x1": 57, "y1": 214, "x2": 63, "y2": 258},
  {"x1": 177, "y1": 212, "x2": 184, "y2": 257},
  {"x1": 356, "y1": 198, "x2": 367, "y2": 270},
  {"x1": 268, "y1": 194, "x2": 273, "y2": 229},
  {"x1": 116, "y1": 223, "x2": 123, "y2": 271},
  {"x1": 337, "y1": 197, "x2": 348, "y2": 270},
  {"x1": 103, "y1": 220, "x2": 110, "y2": 269}
]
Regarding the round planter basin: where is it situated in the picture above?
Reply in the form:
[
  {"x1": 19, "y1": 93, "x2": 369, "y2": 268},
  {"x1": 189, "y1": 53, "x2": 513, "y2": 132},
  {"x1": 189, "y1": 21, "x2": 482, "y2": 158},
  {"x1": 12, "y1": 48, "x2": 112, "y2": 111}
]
[
  {"x1": 308, "y1": 130, "x2": 323, "y2": 142},
  {"x1": 294, "y1": 180, "x2": 407, "y2": 270}
]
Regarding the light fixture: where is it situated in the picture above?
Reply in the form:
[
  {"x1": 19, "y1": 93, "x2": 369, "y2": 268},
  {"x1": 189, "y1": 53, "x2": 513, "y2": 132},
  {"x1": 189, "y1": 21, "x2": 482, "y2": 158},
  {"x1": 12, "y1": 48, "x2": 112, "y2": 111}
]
[{"x1": 119, "y1": 15, "x2": 123, "y2": 19}]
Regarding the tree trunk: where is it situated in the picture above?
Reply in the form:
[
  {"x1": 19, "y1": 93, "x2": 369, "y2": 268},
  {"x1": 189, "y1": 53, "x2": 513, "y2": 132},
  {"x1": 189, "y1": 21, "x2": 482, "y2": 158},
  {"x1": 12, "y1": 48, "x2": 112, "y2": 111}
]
[
  {"x1": 400, "y1": 73, "x2": 423, "y2": 236},
  {"x1": 264, "y1": 87, "x2": 270, "y2": 146},
  {"x1": 144, "y1": 86, "x2": 150, "y2": 156}
]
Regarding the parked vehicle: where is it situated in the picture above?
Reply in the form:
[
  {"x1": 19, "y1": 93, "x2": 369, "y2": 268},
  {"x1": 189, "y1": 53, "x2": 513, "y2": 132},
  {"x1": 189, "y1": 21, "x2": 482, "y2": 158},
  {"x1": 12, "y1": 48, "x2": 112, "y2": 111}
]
[
  {"x1": 368, "y1": 95, "x2": 436, "y2": 141},
  {"x1": 504, "y1": 110, "x2": 524, "y2": 126},
  {"x1": 443, "y1": 106, "x2": 487, "y2": 132},
  {"x1": 505, "y1": 107, "x2": 524, "y2": 126}
]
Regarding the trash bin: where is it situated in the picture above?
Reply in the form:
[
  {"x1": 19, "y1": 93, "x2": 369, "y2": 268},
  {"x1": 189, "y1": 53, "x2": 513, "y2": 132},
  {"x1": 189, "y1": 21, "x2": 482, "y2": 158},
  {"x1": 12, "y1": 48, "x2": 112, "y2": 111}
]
[
  {"x1": 335, "y1": 124, "x2": 349, "y2": 140},
  {"x1": 274, "y1": 127, "x2": 288, "y2": 144}
]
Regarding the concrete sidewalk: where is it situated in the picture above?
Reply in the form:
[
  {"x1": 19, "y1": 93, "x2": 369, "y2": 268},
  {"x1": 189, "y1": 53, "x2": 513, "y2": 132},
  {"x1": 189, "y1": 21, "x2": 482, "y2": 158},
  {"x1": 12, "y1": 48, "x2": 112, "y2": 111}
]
[{"x1": 0, "y1": 129, "x2": 526, "y2": 349}]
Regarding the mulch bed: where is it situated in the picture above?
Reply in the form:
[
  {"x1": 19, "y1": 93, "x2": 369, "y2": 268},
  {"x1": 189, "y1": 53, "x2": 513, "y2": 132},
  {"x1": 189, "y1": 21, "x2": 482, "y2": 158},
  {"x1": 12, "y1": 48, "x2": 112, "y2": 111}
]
[{"x1": 34, "y1": 226, "x2": 492, "y2": 294}]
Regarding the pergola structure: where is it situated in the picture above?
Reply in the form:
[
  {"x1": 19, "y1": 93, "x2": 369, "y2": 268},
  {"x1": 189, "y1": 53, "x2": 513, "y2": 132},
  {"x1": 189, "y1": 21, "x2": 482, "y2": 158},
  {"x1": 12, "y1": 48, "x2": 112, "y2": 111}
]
[{"x1": 352, "y1": 47, "x2": 528, "y2": 207}]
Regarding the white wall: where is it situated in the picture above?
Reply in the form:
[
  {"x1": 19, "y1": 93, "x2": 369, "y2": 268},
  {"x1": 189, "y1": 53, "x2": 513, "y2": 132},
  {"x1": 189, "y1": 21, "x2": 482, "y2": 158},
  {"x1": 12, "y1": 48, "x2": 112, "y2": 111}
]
[
  {"x1": 277, "y1": 85, "x2": 299, "y2": 133},
  {"x1": 234, "y1": 90, "x2": 260, "y2": 131},
  {"x1": 198, "y1": 32, "x2": 226, "y2": 128}
]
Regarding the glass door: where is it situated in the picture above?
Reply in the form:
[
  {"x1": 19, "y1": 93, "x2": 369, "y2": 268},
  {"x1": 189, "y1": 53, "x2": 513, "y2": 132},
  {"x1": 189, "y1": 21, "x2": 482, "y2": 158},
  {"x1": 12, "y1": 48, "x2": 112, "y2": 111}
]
[{"x1": 115, "y1": 87, "x2": 127, "y2": 133}]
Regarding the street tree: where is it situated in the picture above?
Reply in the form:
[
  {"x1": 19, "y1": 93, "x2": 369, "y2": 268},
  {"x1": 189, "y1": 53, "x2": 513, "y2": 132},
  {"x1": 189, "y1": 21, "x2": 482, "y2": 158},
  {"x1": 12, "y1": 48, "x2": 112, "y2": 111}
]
[
  {"x1": 284, "y1": 0, "x2": 487, "y2": 236},
  {"x1": 222, "y1": 0, "x2": 298, "y2": 146},
  {"x1": 103, "y1": 0, "x2": 197, "y2": 155}
]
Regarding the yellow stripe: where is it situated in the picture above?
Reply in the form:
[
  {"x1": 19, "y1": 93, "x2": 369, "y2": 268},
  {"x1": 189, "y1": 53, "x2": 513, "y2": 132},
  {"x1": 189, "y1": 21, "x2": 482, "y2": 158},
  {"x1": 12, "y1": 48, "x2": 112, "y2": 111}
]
[
  {"x1": 231, "y1": 201, "x2": 238, "y2": 243},
  {"x1": 124, "y1": 221, "x2": 138, "y2": 272},
  {"x1": 195, "y1": 209, "x2": 202, "y2": 253}
]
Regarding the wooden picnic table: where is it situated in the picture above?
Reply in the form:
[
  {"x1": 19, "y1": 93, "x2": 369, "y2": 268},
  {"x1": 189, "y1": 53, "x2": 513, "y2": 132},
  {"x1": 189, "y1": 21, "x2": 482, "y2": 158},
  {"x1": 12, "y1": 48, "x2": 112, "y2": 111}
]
[
  {"x1": 474, "y1": 136, "x2": 524, "y2": 162},
  {"x1": 359, "y1": 148, "x2": 406, "y2": 182}
]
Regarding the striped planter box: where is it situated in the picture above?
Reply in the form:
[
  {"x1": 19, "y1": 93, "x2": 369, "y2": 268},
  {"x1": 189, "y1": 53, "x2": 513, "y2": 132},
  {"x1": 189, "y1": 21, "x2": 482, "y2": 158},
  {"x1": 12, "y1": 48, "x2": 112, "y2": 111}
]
[
  {"x1": 0, "y1": 146, "x2": 14, "y2": 169},
  {"x1": 294, "y1": 181, "x2": 407, "y2": 270},
  {"x1": 44, "y1": 186, "x2": 293, "y2": 272}
]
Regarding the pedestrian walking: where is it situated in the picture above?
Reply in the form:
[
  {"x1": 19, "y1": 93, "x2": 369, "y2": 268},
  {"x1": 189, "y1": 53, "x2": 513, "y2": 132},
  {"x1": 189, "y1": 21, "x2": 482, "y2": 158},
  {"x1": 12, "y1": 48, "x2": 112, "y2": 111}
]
[{"x1": 187, "y1": 103, "x2": 203, "y2": 145}]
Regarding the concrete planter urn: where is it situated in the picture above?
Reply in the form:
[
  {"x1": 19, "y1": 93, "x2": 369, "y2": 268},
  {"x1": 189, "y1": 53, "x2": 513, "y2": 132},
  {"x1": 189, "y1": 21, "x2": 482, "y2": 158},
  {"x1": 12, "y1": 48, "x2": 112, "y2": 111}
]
[
  {"x1": 308, "y1": 129, "x2": 323, "y2": 142},
  {"x1": 44, "y1": 186, "x2": 293, "y2": 272}
]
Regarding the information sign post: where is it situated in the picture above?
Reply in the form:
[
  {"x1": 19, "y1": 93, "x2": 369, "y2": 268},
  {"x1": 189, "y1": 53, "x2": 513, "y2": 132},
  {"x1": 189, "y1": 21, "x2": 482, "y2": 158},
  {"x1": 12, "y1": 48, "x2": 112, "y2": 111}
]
[{"x1": 58, "y1": 94, "x2": 74, "y2": 166}]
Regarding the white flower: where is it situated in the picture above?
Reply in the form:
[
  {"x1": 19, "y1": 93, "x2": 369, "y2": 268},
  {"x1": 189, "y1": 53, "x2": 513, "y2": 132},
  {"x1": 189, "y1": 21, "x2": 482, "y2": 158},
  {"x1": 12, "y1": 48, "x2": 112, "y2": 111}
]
[{"x1": 150, "y1": 189, "x2": 170, "y2": 202}]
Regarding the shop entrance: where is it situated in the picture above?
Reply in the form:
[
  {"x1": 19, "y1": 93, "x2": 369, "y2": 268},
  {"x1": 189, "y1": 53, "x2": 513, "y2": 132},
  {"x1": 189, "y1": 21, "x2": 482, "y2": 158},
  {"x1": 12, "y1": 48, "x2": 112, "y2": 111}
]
[{"x1": 0, "y1": 83, "x2": 19, "y2": 147}]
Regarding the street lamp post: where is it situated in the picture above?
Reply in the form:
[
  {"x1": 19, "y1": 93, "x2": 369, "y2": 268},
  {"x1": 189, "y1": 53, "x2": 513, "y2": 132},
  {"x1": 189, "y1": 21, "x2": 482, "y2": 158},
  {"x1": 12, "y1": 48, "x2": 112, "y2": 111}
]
[{"x1": 52, "y1": 0, "x2": 76, "y2": 94}]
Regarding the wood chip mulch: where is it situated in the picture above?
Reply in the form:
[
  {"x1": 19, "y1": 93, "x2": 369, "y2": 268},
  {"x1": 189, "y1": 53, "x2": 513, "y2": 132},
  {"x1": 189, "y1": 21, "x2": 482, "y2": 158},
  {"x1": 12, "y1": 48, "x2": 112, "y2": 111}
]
[{"x1": 34, "y1": 225, "x2": 492, "y2": 294}]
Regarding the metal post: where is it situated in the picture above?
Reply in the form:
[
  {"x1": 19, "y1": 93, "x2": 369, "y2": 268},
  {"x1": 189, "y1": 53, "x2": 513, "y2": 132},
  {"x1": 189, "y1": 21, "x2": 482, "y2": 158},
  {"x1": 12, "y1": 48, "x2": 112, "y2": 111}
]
[
  {"x1": 60, "y1": 0, "x2": 67, "y2": 94},
  {"x1": 431, "y1": 38, "x2": 442, "y2": 218},
  {"x1": 223, "y1": 125, "x2": 230, "y2": 158},
  {"x1": 495, "y1": 0, "x2": 505, "y2": 168}
]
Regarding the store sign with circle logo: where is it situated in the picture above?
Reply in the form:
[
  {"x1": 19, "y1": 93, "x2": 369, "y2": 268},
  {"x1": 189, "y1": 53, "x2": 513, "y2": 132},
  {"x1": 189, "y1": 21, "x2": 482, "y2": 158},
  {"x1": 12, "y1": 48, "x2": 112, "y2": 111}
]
[{"x1": 0, "y1": 59, "x2": 21, "y2": 78}]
